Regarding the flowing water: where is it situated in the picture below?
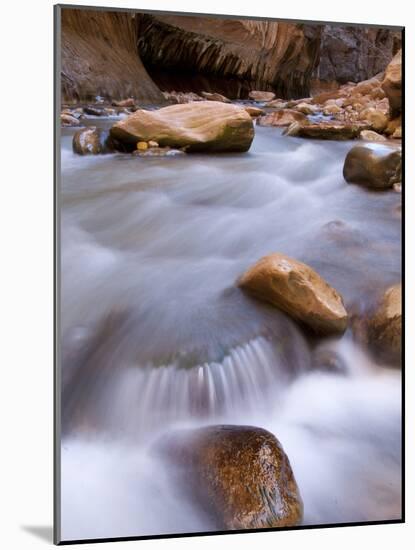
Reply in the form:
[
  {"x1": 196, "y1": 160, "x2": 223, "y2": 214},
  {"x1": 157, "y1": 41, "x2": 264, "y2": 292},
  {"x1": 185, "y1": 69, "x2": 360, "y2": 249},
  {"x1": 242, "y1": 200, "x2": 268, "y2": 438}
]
[{"x1": 59, "y1": 117, "x2": 402, "y2": 541}]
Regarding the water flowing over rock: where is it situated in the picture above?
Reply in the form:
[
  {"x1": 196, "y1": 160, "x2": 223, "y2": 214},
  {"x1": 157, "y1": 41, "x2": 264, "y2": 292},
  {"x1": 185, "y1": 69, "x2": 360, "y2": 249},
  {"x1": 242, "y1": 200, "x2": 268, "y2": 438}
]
[
  {"x1": 72, "y1": 127, "x2": 115, "y2": 155},
  {"x1": 60, "y1": 7, "x2": 165, "y2": 104},
  {"x1": 159, "y1": 425, "x2": 303, "y2": 529},
  {"x1": 110, "y1": 101, "x2": 255, "y2": 152},
  {"x1": 382, "y1": 50, "x2": 402, "y2": 118},
  {"x1": 138, "y1": 15, "x2": 322, "y2": 99},
  {"x1": 343, "y1": 145, "x2": 402, "y2": 189},
  {"x1": 313, "y1": 26, "x2": 401, "y2": 85},
  {"x1": 238, "y1": 253, "x2": 348, "y2": 335}
]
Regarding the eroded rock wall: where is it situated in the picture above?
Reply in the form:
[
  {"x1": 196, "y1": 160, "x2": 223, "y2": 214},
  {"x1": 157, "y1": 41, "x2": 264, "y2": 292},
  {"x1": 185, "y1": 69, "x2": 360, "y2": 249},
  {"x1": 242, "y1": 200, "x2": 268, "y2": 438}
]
[
  {"x1": 138, "y1": 15, "x2": 322, "y2": 99},
  {"x1": 313, "y1": 26, "x2": 402, "y2": 85},
  {"x1": 60, "y1": 8, "x2": 165, "y2": 104}
]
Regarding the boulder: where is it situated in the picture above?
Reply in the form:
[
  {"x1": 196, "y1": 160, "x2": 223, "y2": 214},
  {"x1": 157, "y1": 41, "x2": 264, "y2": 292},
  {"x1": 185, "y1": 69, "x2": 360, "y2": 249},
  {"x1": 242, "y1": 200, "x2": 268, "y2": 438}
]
[
  {"x1": 343, "y1": 145, "x2": 401, "y2": 189},
  {"x1": 384, "y1": 116, "x2": 401, "y2": 136},
  {"x1": 295, "y1": 102, "x2": 320, "y2": 115},
  {"x1": 61, "y1": 113, "x2": 81, "y2": 126},
  {"x1": 238, "y1": 253, "x2": 348, "y2": 335},
  {"x1": 201, "y1": 91, "x2": 231, "y2": 103},
  {"x1": 359, "y1": 130, "x2": 387, "y2": 142},
  {"x1": 392, "y1": 126, "x2": 402, "y2": 139},
  {"x1": 358, "y1": 108, "x2": 388, "y2": 132},
  {"x1": 364, "y1": 284, "x2": 401, "y2": 365},
  {"x1": 110, "y1": 101, "x2": 255, "y2": 152},
  {"x1": 284, "y1": 121, "x2": 368, "y2": 140},
  {"x1": 159, "y1": 425, "x2": 303, "y2": 530},
  {"x1": 243, "y1": 106, "x2": 265, "y2": 118},
  {"x1": 257, "y1": 109, "x2": 308, "y2": 127},
  {"x1": 249, "y1": 90, "x2": 276, "y2": 102},
  {"x1": 382, "y1": 50, "x2": 402, "y2": 117},
  {"x1": 83, "y1": 106, "x2": 106, "y2": 116},
  {"x1": 72, "y1": 127, "x2": 114, "y2": 155}
]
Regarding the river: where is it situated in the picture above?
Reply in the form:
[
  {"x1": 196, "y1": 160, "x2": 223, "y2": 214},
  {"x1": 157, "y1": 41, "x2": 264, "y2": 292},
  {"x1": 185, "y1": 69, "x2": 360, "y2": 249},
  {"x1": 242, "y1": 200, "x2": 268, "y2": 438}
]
[{"x1": 59, "y1": 115, "x2": 402, "y2": 541}]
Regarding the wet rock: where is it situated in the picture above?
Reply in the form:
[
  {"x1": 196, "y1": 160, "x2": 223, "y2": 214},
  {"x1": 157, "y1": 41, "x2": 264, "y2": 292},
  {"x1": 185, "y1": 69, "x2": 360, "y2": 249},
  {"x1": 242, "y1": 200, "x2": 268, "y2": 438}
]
[
  {"x1": 382, "y1": 50, "x2": 402, "y2": 117},
  {"x1": 249, "y1": 90, "x2": 276, "y2": 102},
  {"x1": 243, "y1": 106, "x2": 265, "y2": 118},
  {"x1": 295, "y1": 102, "x2": 320, "y2": 115},
  {"x1": 359, "y1": 130, "x2": 387, "y2": 142},
  {"x1": 201, "y1": 91, "x2": 231, "y2": 103},
  {"x1": 343, "y1": 145, "x2": 401, "y2": 190},
  {"x1": 159, "y1": 425, "x2": 303, "y2": 530},
  {"x1": 110, "y1": 101, "x2": 254, "y2": 153},
  {"x1": 284, "y1": 121, "x2": 368, "y2": 140},
  {"x1": 358, "y1": 108, "x2": 388, "y2": 132},
  {"x1": 61, "y1": 113, "x2": 81, "y2": 126},
  {"x1": 364, "y1": 284, "x2": 402, "y2": 365},
  {"x1": 83, "y1": 106, "x2": 106, "y2": 116},
  {"x1": 72, "y1": 126, "x2": 114, "y2": 155},
  {"x1": 238, "y1": 252, "x2": 348, "y2": 335},
  {"x1": 257, "y1": 109, "x2": 307, "y2": 127},
  {"x1": 112, "y1": 98, "x2": 136, "y2": 108}
]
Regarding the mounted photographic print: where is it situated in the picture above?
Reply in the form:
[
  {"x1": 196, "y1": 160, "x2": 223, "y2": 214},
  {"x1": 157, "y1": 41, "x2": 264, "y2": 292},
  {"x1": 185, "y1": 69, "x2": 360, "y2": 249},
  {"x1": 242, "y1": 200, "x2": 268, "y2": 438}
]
[{"x1": 54, "y1": 4, "x2": 404, "y2": 544}]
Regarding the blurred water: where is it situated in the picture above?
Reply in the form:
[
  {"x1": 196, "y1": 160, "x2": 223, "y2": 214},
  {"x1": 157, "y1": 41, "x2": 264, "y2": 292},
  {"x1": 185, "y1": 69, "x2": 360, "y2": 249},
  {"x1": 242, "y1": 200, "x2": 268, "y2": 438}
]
[{"x1": 59, "y1": 122, "x2": 401, "y2": 540}]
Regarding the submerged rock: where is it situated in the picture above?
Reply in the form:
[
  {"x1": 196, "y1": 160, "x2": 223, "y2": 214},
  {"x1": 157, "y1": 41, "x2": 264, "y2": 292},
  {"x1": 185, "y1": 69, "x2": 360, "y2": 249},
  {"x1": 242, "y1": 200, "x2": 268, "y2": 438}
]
[
  {"x1": 132, "y1": 147, "x2": 185, "y2": 157},
  {"x1": 201, "y1": 91, "x2": 231, "y2": 103},
  {"x1": 249, "y1": 90, "x2": 276, "y2": 102},
  {"x1": 257, "y1": 109, "x2": 307, "y2": 127},
  {"x1": 343, "y1": 145, "x2": 401, "y2": 189},
  {"x1": 72, "y1": 127, "x2": 114, "y2": 155},
  {"x1": 110, "y1": 101, "x2": 255, "y2": 152},
  {"x1": 382, "y1": 50, "x2": 402, "y2": 118},
  {"x1": 238, "y1": 253, "x2": 348, "y2": 335},
  {"x1": 159, "y1": 425, "x2": 303, "y2": 530},
  {"x1": 284, "y1": 121, "x2": 368, "y2": 140}
]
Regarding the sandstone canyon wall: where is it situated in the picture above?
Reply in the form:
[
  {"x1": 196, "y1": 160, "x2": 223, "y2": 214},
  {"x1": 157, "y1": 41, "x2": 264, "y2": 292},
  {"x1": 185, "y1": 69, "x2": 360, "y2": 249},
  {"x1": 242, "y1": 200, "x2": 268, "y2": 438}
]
[
  {"x1": 137, "y1": 15, "x2": 322, "y2": 99},
  {"x1": 60, "y1": 8, "x2": 165, "y2": 104},
  {"x1": 313, "y1": 26, "x2": 402, "y2": 85}
]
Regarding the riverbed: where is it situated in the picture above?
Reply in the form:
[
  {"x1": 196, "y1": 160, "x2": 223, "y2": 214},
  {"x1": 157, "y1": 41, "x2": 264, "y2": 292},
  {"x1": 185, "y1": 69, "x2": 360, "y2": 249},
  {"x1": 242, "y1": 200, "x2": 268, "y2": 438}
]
[{"x1": 59, "y1": 119, "x2": 402, "y2": 541}]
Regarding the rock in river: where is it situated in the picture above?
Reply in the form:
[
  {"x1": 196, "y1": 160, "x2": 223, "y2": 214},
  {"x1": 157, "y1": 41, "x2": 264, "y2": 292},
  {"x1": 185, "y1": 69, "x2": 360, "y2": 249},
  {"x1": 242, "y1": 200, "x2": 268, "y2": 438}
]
[
  {"x1": 159, "y1": 425, "x2": 303, "y2": 530},
  {"x1": 257, "y1": 109, "x2": 307, "y2": 127},
  {"x1": 72, "y1": 127, "x2": 114, "y2": 155},
  {"x1": 284, "y1": 121, "x2": 369, "y2": 140},
  {"x1": 343, "y1": 145, "x2": 401, "y2": 189},
  {"x1": 110, "y1": 101, "x2": 255, "y2": 152},
  {"x1": 238, "y1": 253, "x2": 348, "y2": 335},
  {"x1": 201, "y1": 91, "x2": 231, "y2": 103},
  {"x1": 367, "y1": 284, "x2": 402, "y2": 364}
]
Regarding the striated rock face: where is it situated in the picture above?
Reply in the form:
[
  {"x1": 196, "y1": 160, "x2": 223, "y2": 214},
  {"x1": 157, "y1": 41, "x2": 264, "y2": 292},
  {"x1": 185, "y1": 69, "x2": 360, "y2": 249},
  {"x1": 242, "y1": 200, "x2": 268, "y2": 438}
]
[
  {"x1": 382, "y1": 50, "x2": 402, "y2": 118},
  {"x1": 60, "y1": 7, "x2": 165, "y2": 104},
  {"x1": 138, "y1": 15, "x2": 322, "y2": 99},
  {"x1": 238, "y1": 253, "x2": 348, "y2": 335},
  {"x1": 313, "y1": 26, "x2": 402, "y2": 85},
  {"x1": 110, "y1": 101, "x2": 255, "y2": 152},
  {"x1": 159, "y1": 425, "x2": 303, "y2": 530}
]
